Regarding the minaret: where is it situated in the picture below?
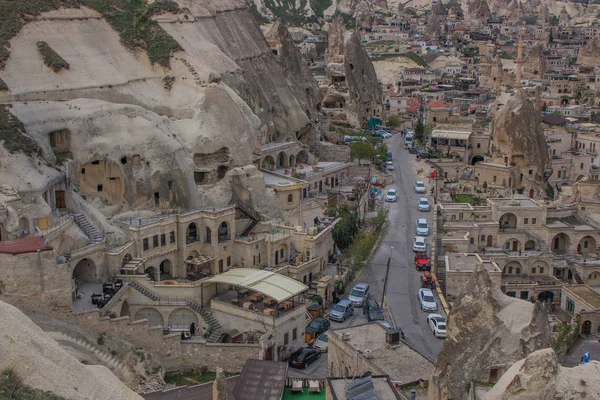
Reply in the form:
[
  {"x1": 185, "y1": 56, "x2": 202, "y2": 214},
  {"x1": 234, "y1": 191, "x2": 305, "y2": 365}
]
[{"x1": 515, "y1": 34, "x2": 523, "y2": 90}]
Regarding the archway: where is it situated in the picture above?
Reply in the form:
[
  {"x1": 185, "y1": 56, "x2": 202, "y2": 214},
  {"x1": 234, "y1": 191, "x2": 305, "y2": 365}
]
[
  {"x1": 587, "y1": 271, "x2": 600, "y2": 285},
  {"x1": 261, "y1": 155, "x2": 275, "y2": 171},
  {"x1": 582, "y1": 320, "x2": 592, "y2": 335},
  {"x1": 121, "y1": 253, "x2": 132, "y2": 267},
  {"x1": 289, "y1": 154, "x2": 296, "y2": 168},
  {"x1": 322, "y1": 94, "x2": 346, "y2": 109},
  {"x1": 552, "y1": 233, "x2": 571, "y2": 253},
  {"x1": 577, "y1": 236, "x2": 597, "y2": 255},
  {"x1": 297, "y1": 150, "x2": 308, "y2": 164},
  {"x1": 167, "y1": 308, "x2": 198, "y2": 327},
  {"x1": 120, "y1": 300, "x2": 130, "y2": 317},
  {"x1": 487, "y1": 235, "x2": 493, "y2": 247},
  {"x1": 275, "y1": 243, "x2": 288, "y2": 265},
  {"x1": 135, "y1": 307, "x2": 164, "y2": 326},
  {"x1": 277, "y1": 152, "x2": 288, "y2": 168},
  {"x1": 503, "y1": 260, "x2": 523, "y2": 275},
  {"x1": 503, "y1": 238, "x2": 521, "y2": 252},
  {"x1": 187, "y1": 222, "x2": 199, "y2": 243},
  {"x1": 145, "y1": 266, "x2": 158, "y2": 281},
  {"x1": 537, "y1": 291, "x2": 554, "y2": 304},
  {"x1": 499, "y1": 213, "x2": 517, "y2": 230},
  {"x1": 524, "y1": 240, "x2": 536, "y2": 251},
  {"x1": 159, "y1": 259, "x2": 172, "y2": 275},
  {"x1": 205, "y1": 227, "x2": 212, "y2": 244},
  {"x1": 218, "y1": 221, "x2": 230, "y2": 243},
  {"x1": 72, "y1": 258, "x2": 97, "y2": 282}
]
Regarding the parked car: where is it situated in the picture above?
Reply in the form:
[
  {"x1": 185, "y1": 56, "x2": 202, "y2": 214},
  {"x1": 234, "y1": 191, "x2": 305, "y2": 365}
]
[
  {"x1": 313, "y1": 331, "x2": 329, "y2": 352},
  {"x1": 418, "y1": 288, "x2": 437, "y2": 312},
  {"x1": 416, "y1": 218, "x2": 429, "y2": 236},
  {"x1": 289, "y1": 347, "x2": 320, "y2": 369},
  {"x1": 348, "y1": 283, "x2": 369, "y2": 307},
  {"x1": 386, "y1": 189, "x2": 397, "y2": 202},
  {"x1": 386, "y1": 161, "x2": 394, "y2": 170},
  {"x1": 427, "y1": 314, "x2": 447, "y2": 338},
  {"x1": 409, "y1": 146, "x2": 422, "y2": 154},
  {"x1": 418, "y1": 197, "x2": 430, "y2": 212},
  {"x1": 381, "y1": 132, "x2": 392, "y2": 139},
  {"x1": 414, "y1": 181, "x2": 426, "y2": 193},
  {"x1": 306, "y1": 317, "x2": 330, "y2": 337},
  {"x1": 413, "y1": 236, "x2": 427, "y2": 252},
  {"x1": 387, "y1": 151, "x2": 392, "y2": 161},
  {"x1": 329, "y1": 299, "x2": 354, "y2": 322},
  {"x1": 363, "y1": 299, "x2": 384, "y2": 322},
  {"x1": 416, "y1": 149, "x2": 432, "y2": 158},
  {"x1": 414, "y1": 252, "x2": 431, "y2": 271}
]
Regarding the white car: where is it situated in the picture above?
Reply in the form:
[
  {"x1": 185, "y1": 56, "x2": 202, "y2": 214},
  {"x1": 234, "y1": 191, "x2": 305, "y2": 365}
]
[
  {"x1": 416, "y1": 218, "x2": 429, "y2": 236},
  {"x1": 418, "y1": 288, "x2": 437, "y2": 312},
  {"x1": 313, "y1": 331, "x2": 329, "y2": 352},
  {"x1": 427, "y1": 314, "x2": 447, "y2": 338},
  {"x1": 418, "y1": 198, "x2": 430, "y2": 212},
  {"x1": 386, "y1": 189, "x2": 397, "y2": 202},
  {"x1": 381, "y1": 132, "x2": 392, "y2": 139},
  {"x1": 386, "y1": 161, "x2": 394, "y2": 171},
  {"x1": 414, "y1": 181, "x2": 426, "y2": 193},
  {"x1": 413, "y1": 236, "x2": 426, "y2": 252}
]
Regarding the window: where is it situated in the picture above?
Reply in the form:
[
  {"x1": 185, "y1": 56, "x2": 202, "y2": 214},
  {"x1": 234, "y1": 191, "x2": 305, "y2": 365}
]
[
  {"x1": 532, "y1": 218, "x2": 537, "y2": 224},
  {"x1": 143, "y1": 238, "x2": 149, "y2": 251},
  {"x1": 81, "y1": 168, "x2": 85, "y2": 175},
  {"x1": 253, "y1": 255, "x2": 256, "y2": 265},
  {"x1": 557, "y1": 171, "x2": 561, "y2": 178},
  {"x1": 219, "y1": 259, "x2": 224, "y2": 273},
  {"x1": 170, "y1": 231, "x2": 175, "y2": 243},
  {"x1": 227, "y1": 256, "x2": 231, "y2": 267},
  {"x1": 480, "y1": 235, "x2": 485, "y2": 241},
  {"x1": 566, "y1": 297, "x2": 575, "y2": 315},
  {"x1": 287, "y1": 194, "x2": 293, "y2": 203},
  {"x1": 97, "y1": 184, "x2": 103, "y2": 192},
  {"x1": 153, "y1": 235, "x2": 159, "y2": 247},
  {"x1": 284, "y1": 332, "x2": 289, "y2": 345},
  {"x1": 528, "y1": 170, "x2": 533, "y2": 175},
  {"x1": 477, "y1": 143, "x2": 481, "y2": 148},
  {"x1": 459, "y1": 213, "x2": 463, "y2": 220},
  {"x1": 540, "y1": 267, "x2": 544, "y2": 274},
  {"x1": 507, "y1": 291, "x2": 516, "y2": 297},
  {"x1": 292, "y1": 328, "x2": 297, "y2": 341},
  {"x1": 516, "y1": 268, "x2": 521, "y2": 274},
  {"x1": 581, "y1": 163, "x2": 584, "y2": 169},
  {"x1": 91, "y1": 160, "x2": 100, "y2": 165},
  {"x1": 493, "y1": 175, "x2": 497, "y2": 183},
  {"x1": 532, "y1": 267, "x2": 536, "y2": 274},
  {"x1": 160, "y1": 234, "x2": 166, "y2": 246},
  {"x1": 451, "y1": 215, "x2": 456, "y2": 221},
  {"x1": 508, "y1": 267, "x2": 513, "y2": 274},
  {"x1": 584, "y1": 240, "x2": 589, "y2": 248},
  {"x1": 524, "y1": 218, "x2": 529, "y2": 224},
  {"x1": 470, "y1": 238, "x2": 474, "y2": 244},
  {"x1": 520, "y1": 291, "x2": 529, "y2": 300}
]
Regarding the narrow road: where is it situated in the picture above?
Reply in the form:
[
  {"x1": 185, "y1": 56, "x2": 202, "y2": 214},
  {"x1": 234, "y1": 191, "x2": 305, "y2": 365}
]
[{"x1": 359, "y1": 133, "x2": 444, "y2": 361}]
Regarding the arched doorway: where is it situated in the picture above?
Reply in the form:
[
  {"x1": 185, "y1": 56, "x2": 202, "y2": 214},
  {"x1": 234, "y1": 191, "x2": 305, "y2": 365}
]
[
  {"x1": 145, "y1": 266, "x2": 158, "y2": 281},
  {"x1": 167, "y1": 308, "x2": 198, "y2": 327},
  {"x1": 159, "y1": 259, "x2": 172, "y2": 277},
  {"x1": 471, "y1": 155, "x2": 484, "y2": 165},
  {"x1": 72, "y1": 258, "x2": 97, "y2": 282},
  {"x1": 261, "y1": 155, "x2": 275, "y2": 171},
  {"x1": 487, "y1": 235, "x2": 493, "y2": 247},
  {"x1": 577, "y1": 236, "x2": 597, "y2": 255},
  {"x1": 135, "y1": 307, "x2": 164, "y2": 326},
  {"x1": 582, "y1": 320, "x2": 592, "y2": 335},
  {"x1": 587, "y1": 271, "x2": 600, "y2": 285},
  {"x1": 499, "y1": 213, "x2": 517, "y2": 230},
  {"x1": 121, "y1": 253, "x2": 132, "y2": 267},
  {"x1": 289, "y1": 154, "x2": 296, "y2": 167},
  {"x1": 120, "y1": 300, "x2": 130, "y2": 317},
  {"x1": 218, "y1": 221, "x2": 230, "y2": 243},
  {"x1": 187, "y1": 222, "x2": 199, "y2": 243},
  {"x1": 524, "y1": 240, "x2": 536, "y2": 250},
  {"x1": 537, "y1": 291, "x2": 554, "y2": 304},
  {"x1": 552, "y1": 233, "x2": 571, "y2": 253},
  {"x1": 297, "y1": 150, "x2": 308, "y2": 164},
  {"x1": 503, "y1": 238, "x2": 521, "y2": 252},
  {"x1": 277, "y1": 152, "x2": 288, "y2": 168},
  {"x1": 206, "y1": 227, "x2": 212, "y2": 244},
  {"x1": 503, "y1": 260, "x2": 523, "y2": 275}
]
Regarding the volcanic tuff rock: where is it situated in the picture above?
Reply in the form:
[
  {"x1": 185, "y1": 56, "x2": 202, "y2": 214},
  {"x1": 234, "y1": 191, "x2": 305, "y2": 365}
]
[
  {"x1": 0, "y1": 1, "x2": 318, "y2": 213},
  {"x1": 428, "y1": 264, "x2": 552, "y2": 400},
  {"x1": 484, "y1": 348, "x2": 600, "y2": 400},
  {"x1": 0, "y1": 300, "x2": 141, "y2": 399},
  {"x1": 577, "y1": 36, "x2": 600, "y2": 67},
  {"x1": 491, "y1": 91, "x2": 549, "y2": 188},
  {"x1": 522, "y1": 44, "x2": 544, "y2": 77}
]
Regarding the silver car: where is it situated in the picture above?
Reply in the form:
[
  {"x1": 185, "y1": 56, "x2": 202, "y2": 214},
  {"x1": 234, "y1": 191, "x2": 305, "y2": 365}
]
[
  {"x1": 414, "y1": 181, "x2": 426, "y2": 193},
  {"x1": 418, "y1": 197, "x2": 430, "y2": 212},
  {"x1": 329, "y1": 300, "x2": 354, "y2": 322},
  {"x1": 416, "y1": 218, "x2": 429, "y2": 236},
  {"x1": 418, "y1": 288, "x2": 437, "y2": 312}
]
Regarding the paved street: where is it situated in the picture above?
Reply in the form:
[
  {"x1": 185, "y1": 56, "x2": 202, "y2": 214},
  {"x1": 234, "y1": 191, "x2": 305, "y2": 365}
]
[{"x1": 357, "y1": 133, "x2": 445, "y2": 361}]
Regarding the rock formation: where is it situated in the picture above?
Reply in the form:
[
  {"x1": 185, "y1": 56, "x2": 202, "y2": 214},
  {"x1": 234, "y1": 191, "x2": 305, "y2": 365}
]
[
  {"x1": 484, "y1": 349, "x2": 600, "y2": 400},
  {"x1": 522, "y1": 44, "x2": 545, "y2": 78},
  {"x1": 466, "y1": 0, "x2": 491, "y2": 22},
  {"x1": 577, "y1": 36, "x2": 600, "y2": 67},
  {"x1": 490, "y1": 91, "x2": 549, "y2": 194},
  {"x1": 0, "y1": 0, "x2": 320, "y2": 214},
  {"x1": 428, "y1": 264, "x2": 552, "y2": 400},
  {"x1": 0, "y1": 300, "x2": 141, "y2": 399}
]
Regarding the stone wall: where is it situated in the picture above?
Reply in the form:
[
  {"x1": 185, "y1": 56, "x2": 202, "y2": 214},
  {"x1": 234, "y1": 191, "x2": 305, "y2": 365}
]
[
  {"x1": 315, "y1": 142, "x2": 351, "y2": 163},
  {"x1": 328, "y1": 328, "x2": 385, "y2": 378}
]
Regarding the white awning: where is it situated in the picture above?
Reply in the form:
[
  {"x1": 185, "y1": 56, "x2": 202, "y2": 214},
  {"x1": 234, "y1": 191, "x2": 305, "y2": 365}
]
[
  {"x1": 204, "y1": 269, "x2": 308, "y2": 302},
  {"x1": 431, "y1": 130, "x2": 472, "y2": 140},
  {"x1": 186, "y1": 255, "x2": 215, "y2": 265}
]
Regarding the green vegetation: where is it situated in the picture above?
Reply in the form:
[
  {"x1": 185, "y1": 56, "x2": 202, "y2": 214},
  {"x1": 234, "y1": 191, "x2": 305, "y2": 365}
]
[
  {"x1": 350, "y1": 139, "x2": 388, "y2": 162},
  {"x1": 370, "y1": 52, "x2": 427, "y2": 67},
  {"x1": 0, "y1": 0, "x2": 182, "y2": 70},
  {"x1": 54, "y1": 150, "x2": 72, "y2": 165},
  {"x1": 546, "y1": 183, "x2": 555, "y2": 200},
  {"x1": 339, "y1": 12, "x2": 355, "y2": 30},
  {"x1": 386, "y1": 115, "x2": 401, "y2": 128},
  {"x1": 348, "y1": 230, "x2": 378, "y2": 271},
  {"x1": 499, "y1": 53, "x2": 514, "y2": 60},
  {"x1": 554, "y1": 315, "x2": 580, "y2": 353},
  {"x1": 326, "y1": 204, "x2": 359, "y2": 249},
  {"x1": 0, "y1": 106, "x2": 42, "y2": 157},
  {"x1": 453, "y1": 194, "x2": 474, "y2": 204},
  {"x1": 401, "y1": 51, "x2": 427, "y2": 67},
  {"x1": 37, "y1": 41, "x2": 70, "y2": 72},
  {"x1": 0, "y1": 77, "x2": 7, "y2": 91},
  {"x1": 309, "y1": 0, "x2": 332, "y2": 18},
  {"x1": 259, "y1": 0, "x2": 332, "y2": 26},
  {"x1": 165, "y1": 370, "x2": 236, "y2": 387},
  {"x1": 364, "y1": 40, "x2": 397, "y2": 48},
  {"x1": 1, "y1": 368, "x2": 65, "y2": 399}
]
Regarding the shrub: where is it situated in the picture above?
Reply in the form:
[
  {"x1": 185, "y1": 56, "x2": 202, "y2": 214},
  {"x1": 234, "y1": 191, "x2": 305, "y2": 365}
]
[
  {"x1": 0, "y1": 368, "x2": 65, "y2": 399},
  {"x1": 37, "y1": 41, "x2": 70, "y2": 73},
  {"x1": 0, "y1": 77, "x2": 7, "y2": 91},
  {"x1": 348, "y1": 231, "x2": 378, "y2": 271},
  {"x1": 0, "y1": 106, "x2": 42, "y2": 157}
]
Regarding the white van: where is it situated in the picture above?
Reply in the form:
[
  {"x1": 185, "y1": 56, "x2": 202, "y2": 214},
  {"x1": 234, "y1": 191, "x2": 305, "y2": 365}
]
[{"x1": 404, "y1": 133, "x2": 414, "y2": 149}]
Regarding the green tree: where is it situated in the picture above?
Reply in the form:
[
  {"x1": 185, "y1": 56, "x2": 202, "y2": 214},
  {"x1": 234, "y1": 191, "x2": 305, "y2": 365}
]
[
  {"x1": 350, "y1": 140, "x2": 377, "y2": 160},
  {"x1": 387, "y1": 115, "x2": 401, "y2": 127},
  {"x1": 414, "y1": 115, "x2": 425, "y2": 142},
  {"x1": 332, "y1": 209, "x2": 358, "y2": 248}
]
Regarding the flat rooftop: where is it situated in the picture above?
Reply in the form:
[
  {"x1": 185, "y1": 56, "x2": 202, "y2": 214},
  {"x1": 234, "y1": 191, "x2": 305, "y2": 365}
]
[
  {"x1": 487, "y1": 198, "x2": 541, "y2": 209},
  {"x1": 446, "y1": 253, "x2": 501, "y2": 273},
  {"x1": 563, "y1": 285, "x2": 600, "y2": 310},
  {"x1": 262, "y1": 171, "x2": 304, "y2": 187},
  {"x1": 328, "y1": 376, "x2": 400, "y2": 400},
  {"x1": 439, "y1": 203, "x2": 473, "y2": 210},
  {"x1": 0, "y1": 237, "x2": 53, "y2": 255},
  {"x1": 332, "y1": 323, "x2": 433, "y2": 384}
]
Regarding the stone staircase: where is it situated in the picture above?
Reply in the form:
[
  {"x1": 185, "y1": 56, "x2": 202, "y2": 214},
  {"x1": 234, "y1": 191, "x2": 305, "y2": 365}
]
[
  {"x1": 128, "y1": 281, "x2": 224, "y2": 342},
  {"x1": 74, "y1": 213, "x2": 103, "y2": 245},
  {"x1": 241, "y1": 219, "x2": 259, "y2": 237},
  {"x1": 562, "y1": 255, "x2": 584, "y2": 284},
  {"x1": 233, "y1": 195, "x2": 263, "y2": 237}
]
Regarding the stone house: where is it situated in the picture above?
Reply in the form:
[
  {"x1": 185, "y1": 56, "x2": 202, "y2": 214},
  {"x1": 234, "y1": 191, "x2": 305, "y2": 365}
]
[{"x1": 561, "y1": 284, "x2": 600, "y2": 335}]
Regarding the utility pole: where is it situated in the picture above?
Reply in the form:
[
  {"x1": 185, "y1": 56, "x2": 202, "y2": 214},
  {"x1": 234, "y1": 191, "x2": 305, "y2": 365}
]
[{"x1": 381, "y1": 246, "x2": 393, "y2": 307}]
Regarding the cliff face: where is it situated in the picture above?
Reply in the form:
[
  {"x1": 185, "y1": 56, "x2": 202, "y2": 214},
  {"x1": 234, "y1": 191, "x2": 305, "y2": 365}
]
[
  {"x1": 0, "y1": 300, "x2": 141, "y2": 399},
  {"x1": 577, "y1": 36, "x2": 600, "y2": 67},
  {"x1": 428, "y1": 265, "x2": 552, "y2": 400},
  {"x1": 0, "y1": 1, "x2": 317, "y2": 212},
  {"x1": 491, "y1": 91, "x2": 549, "y2": 190},
  {"x1": 522, "y1": 44, "x2": 545, "y2": 78}
]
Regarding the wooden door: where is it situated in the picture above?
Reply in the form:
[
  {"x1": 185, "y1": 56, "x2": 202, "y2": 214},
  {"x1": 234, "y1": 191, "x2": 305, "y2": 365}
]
[{"x1": 55, "y1": 190, "x2": 66, "y2": 208}]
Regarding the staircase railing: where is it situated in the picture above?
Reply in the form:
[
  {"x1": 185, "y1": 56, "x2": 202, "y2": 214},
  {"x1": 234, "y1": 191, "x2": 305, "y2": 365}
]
[
  {"x1": 67, "y1": 191, "x2": 105, "y2": 238},
  {"x1": 35, "y1": 211, "x2": 74, "y2": 242},
  {"x1": 231, "y1": 192, "x2": 262, "y2": 222}
]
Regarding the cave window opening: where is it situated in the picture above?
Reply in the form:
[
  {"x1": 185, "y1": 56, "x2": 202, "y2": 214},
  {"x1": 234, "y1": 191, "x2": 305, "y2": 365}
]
[
  {"x1": 154, "y1": 192, "x2": 160, "y2": 206},
  {"x1": 81, "y1": 168, "x2": 85, "y2": 175},
  {"x1": 272, "y1": 49, "x2": 278, "y2": 55},
  {"x1": 91, "y1": 160, "x2": 100, "y2": 165},
  {"x1": 120, "y1": 156, "x2": 127, "y2": 164},
  {"x1": 109, "y1": 177, "x2": 116, "y2": 181},
  {"x1": 489, "y1": 368, "x2": 499, "y2": 382},
  {"x1": 97, "y1": 185, "x2": 103, "y2": 192},
  {"x1": 168, "y1": 181, "x2": 174, "y2": 190},
  {"x1": 217, "y1": 166, "x2": 228, "y2": 179},
  {"x1": 194, "y1": 172, "x2": 205, "y2": 184},
  {"x1": 349, "y1": 63, "x2": 354, "y2": 70}
]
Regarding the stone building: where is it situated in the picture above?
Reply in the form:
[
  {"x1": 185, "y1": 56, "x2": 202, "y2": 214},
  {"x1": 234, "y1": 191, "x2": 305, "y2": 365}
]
[
  {"x1": 561, "y1": 284, "x2": 600, "y2": 335},
  {"x1": 445, "y1": 253, "x2": 502, "y2": 300}
]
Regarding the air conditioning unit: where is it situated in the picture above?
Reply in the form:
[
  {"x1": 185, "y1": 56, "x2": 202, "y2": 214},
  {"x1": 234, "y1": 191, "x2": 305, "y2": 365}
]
[
  {"x1": 386, "y1": 330, "x2": 401, "y2": 345},
  {"x1": 342, "y1": 332, "x2": 351, "y2": 341},
  {"x1": 363, "y1": 349, "x2": 373, "y2": 359}
]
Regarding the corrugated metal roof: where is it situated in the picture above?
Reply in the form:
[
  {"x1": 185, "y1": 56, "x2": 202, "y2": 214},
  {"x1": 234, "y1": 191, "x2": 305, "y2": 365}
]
[
  {"x1": 430, "y1": 130, "x2": 471, "y2": 140},
  {"x1": 233, "y1": 360, "x2": 287, "y2": 400},
  {"x1": 205, "y1": 269, "x2": 308, "y2": 302}
]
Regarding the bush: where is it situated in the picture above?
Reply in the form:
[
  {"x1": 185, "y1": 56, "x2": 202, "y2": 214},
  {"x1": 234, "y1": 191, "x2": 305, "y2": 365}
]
[
  {"x1": 37, "y1": 41, "x2": 70, "y2": 73},
  {"x1": 387, "y1": 115, "x2": 401, "y2": 127},
  {"x1": 0, "y1": 106, "x2": 42, "y2": 157},
  {"x1": 370, "y1": 206, "x2": 388, "y2": 231},
  {"x1": 0, "y1": 77, "x2": 7, "y2": 91},
  {"x1": 348, "y1": 231, "x2": 378, "y2": 271},
  {"x1": 1, "y1": 367, "x2": 65, "y2": 399},
  {"x1": 332, "y1": 209, "x2": 358, "y2": 249}
]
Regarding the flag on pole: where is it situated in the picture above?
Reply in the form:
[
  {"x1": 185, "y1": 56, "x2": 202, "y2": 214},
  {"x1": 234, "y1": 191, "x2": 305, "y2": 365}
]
[{"x1": 430, "y1": 170, "x2": 437, "y2": 179}]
